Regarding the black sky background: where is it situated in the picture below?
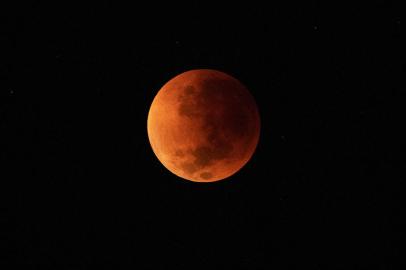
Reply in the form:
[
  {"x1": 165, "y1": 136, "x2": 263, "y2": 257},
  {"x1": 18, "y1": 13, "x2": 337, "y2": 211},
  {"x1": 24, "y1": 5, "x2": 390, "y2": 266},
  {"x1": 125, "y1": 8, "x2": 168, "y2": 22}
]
[{"x1": 2, "y1": 1, "x2": 404, "y2": 269}]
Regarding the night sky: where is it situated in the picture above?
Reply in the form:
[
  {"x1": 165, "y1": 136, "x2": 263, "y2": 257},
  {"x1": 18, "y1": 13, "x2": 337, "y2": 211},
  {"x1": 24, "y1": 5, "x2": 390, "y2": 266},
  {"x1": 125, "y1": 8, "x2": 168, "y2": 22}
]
[{"x1": 3, "y1": 2, "x2": 404, "y2": 269}]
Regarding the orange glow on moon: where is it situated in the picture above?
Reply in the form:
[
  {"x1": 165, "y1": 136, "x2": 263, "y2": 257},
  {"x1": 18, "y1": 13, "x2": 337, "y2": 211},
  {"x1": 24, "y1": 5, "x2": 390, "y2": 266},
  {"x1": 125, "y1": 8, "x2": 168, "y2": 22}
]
[{"x1": 147, "y1": 69, "x2": 260, "y2": 182}]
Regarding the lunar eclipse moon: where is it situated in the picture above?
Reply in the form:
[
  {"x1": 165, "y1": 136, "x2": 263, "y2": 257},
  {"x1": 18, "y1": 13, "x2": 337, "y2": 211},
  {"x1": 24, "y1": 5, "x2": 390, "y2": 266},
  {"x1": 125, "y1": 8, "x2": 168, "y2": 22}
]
[{"x1": 147, "y1": 69, "x2": 260, "y2": 182}]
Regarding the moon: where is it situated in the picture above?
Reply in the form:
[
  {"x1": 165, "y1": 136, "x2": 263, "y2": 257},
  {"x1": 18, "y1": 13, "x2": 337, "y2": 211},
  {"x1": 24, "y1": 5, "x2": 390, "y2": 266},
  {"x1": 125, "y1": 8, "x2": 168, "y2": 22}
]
[{"x1": 147, "y1": 69, "x2": 260, "y2": 182}]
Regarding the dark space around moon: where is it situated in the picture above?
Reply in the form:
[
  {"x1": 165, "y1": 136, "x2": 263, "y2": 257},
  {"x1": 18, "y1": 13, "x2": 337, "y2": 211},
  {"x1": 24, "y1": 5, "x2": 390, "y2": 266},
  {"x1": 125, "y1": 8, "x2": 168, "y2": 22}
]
[{"x1": 2, "y1": 1, "x2": 403, "y2": 269}]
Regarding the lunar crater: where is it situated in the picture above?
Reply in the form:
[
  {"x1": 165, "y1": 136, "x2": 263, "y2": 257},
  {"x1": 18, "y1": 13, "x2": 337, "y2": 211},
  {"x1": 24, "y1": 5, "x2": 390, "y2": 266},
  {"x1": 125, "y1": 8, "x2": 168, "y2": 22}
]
[{"x1": 200, "y1": 172, "x2": 213, "y2": 180}]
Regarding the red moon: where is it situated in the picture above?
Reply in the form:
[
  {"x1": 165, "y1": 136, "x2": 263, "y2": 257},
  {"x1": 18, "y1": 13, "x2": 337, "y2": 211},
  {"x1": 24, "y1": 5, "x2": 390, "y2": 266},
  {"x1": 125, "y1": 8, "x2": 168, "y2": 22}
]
[{"x1": 147, "y1": 69, "x2": 260, "y2": 182}]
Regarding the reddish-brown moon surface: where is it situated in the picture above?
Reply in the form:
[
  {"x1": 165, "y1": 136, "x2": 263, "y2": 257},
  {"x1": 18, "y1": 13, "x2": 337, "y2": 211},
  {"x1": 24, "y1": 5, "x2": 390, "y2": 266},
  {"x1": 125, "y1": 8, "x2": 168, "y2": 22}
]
[{"x1": 147, "y1": 69, "x2": 260, "y2": 182}]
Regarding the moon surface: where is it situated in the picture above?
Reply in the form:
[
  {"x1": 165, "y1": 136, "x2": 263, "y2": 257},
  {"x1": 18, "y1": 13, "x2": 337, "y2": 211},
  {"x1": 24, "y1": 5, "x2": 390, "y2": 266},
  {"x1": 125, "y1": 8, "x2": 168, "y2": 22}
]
[{"x1": 147, "y1": 69, "x2": 260, "y2": 182}]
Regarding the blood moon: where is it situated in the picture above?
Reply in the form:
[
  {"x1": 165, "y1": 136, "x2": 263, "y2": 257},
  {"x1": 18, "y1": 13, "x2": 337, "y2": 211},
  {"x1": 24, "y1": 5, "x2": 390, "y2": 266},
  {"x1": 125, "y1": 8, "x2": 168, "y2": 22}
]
[{"x1": 147, "y1": 69, "x2": 260, "y2": 182}]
